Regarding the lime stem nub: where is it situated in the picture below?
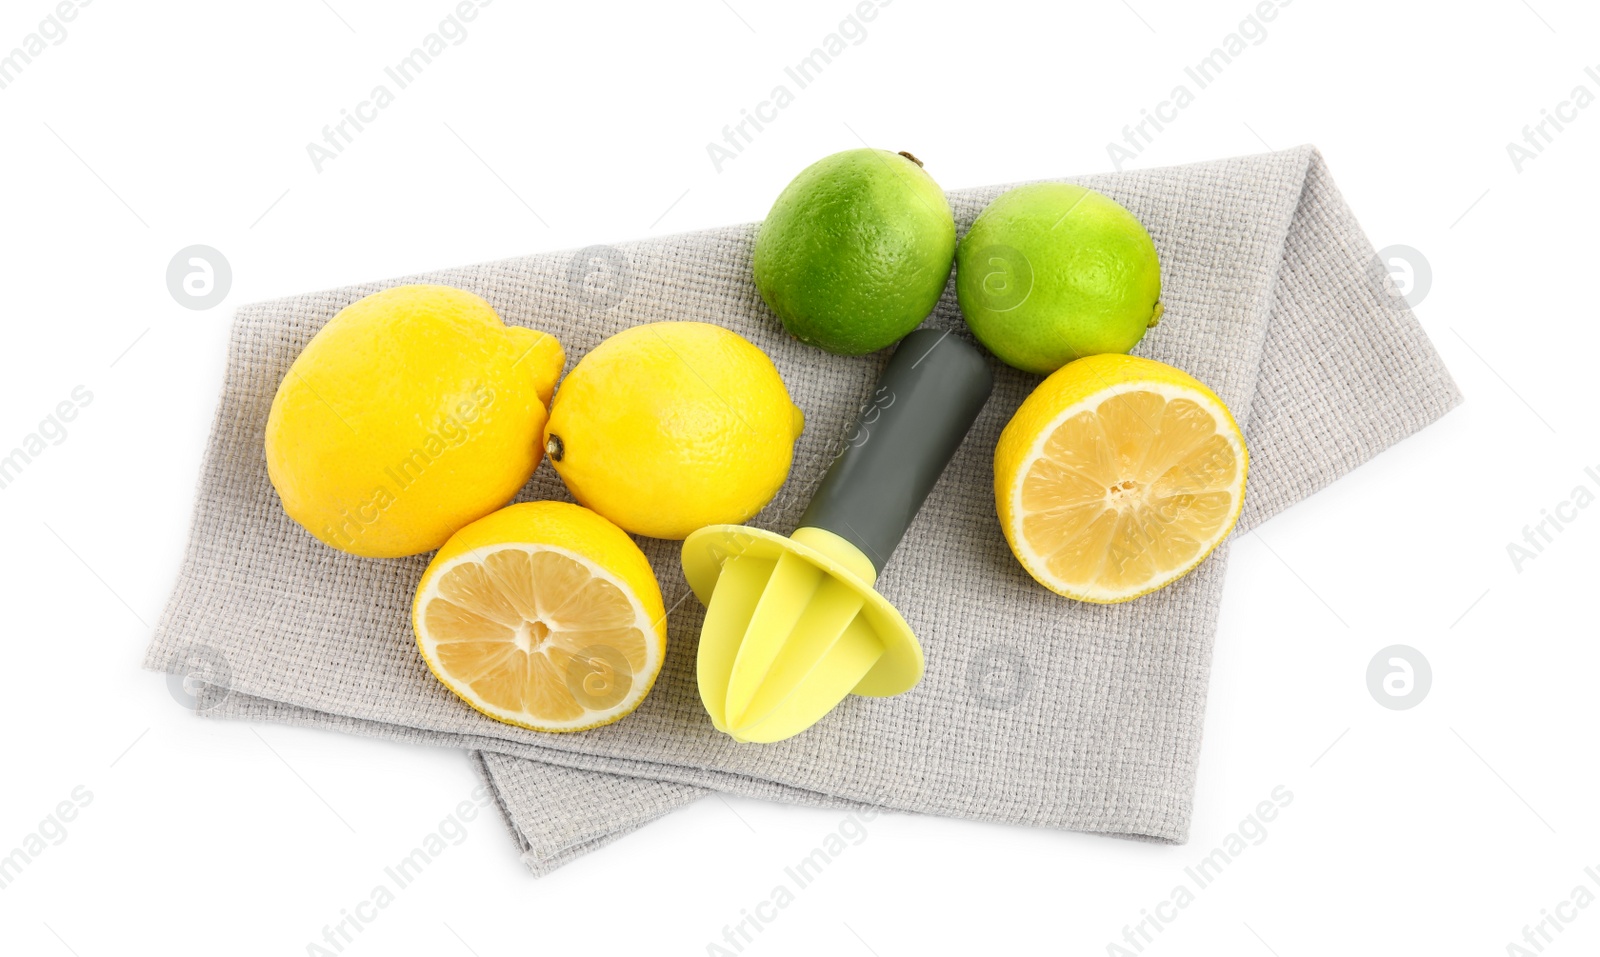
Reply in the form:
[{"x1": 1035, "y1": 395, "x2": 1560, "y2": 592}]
[{"x1": 897, "y1": 151, "x2": 924, "y2": 168}]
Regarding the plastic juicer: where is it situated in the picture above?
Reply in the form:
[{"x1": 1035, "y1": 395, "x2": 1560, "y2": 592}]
[{"x1": 681, "y1": 328, "x2": 993, "y2": 743}]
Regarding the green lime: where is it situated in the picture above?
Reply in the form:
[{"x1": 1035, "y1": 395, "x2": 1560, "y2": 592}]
[
  {"x1": 754, "y1": 149, "x2": 957, "y2": 356},
  {"x1": 957, "y1": 183, "x2": 1163, "y2": 374}
]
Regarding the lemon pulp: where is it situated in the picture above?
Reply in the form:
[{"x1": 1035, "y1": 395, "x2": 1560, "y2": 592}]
[
  {"x1": 412, "y1": 502, "x2": 666, "y2": 732},
  {"x1": 996, "y1": 355, "x2": 1247, "y2": 603}
]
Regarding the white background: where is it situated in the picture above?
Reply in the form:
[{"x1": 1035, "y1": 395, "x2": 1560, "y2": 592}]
[{"x1": 1, "y1": 0, "x2": 1595, "y2": 954}]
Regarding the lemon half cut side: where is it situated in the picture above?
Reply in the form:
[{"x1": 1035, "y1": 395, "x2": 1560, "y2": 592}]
[
  {"x1": 412, "y1": 502, "x2": 667, "y2": 732},
  {"x1": 994, "y1": 354, "x2": 1248, "y2": 604}
]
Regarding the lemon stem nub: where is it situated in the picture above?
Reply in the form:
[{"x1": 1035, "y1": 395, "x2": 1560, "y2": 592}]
[{"x1": 546, "y1": 434, "x2": 564, "y2": 462}]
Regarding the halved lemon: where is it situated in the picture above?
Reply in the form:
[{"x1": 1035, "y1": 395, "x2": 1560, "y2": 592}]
[
  {"x1": 994, "y1": 354, "x2": 1248, "y2": 603},
  {"x1": 412, "y1": 501, "x2": 667, "y2": 732}
]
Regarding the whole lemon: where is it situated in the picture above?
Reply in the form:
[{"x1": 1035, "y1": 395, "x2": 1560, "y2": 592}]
[
  {"x1": 265, "y1": 284, "x2": 564, "y2": 558},
  {"x1": 543, "y1": 322, "x2": 804, "y2": 540}
]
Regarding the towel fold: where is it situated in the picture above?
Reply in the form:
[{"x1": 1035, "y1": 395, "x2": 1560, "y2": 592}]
[{"x1": 146, "y1": 145, "x2": 1460, "y2": 875}]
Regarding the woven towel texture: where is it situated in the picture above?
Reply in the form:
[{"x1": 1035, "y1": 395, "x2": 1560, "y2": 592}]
[{"x1": 146, "y1": 146, "x2": 1460, "y2": 874}]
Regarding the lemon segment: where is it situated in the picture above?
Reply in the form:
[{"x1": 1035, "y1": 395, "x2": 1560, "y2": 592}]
[
  {"x1": 994, "y1": 354, "x2": 1247, "y2": 603},
  {"x1": 413, "y1": 502, "x2": 667, "y2": 732}
]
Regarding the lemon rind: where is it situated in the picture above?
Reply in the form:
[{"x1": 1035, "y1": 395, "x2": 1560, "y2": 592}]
[
  {"x1": 413, "y1": 542, "x2": 666, "y2": 733},
  {"x1": 1005, "y1": 379, "x2": 1248, "y2": 604}
]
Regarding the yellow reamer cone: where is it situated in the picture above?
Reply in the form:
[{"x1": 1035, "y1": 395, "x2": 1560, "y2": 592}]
[{"x1": 682, "y1": 329, "x2": 993, "y2": 743}]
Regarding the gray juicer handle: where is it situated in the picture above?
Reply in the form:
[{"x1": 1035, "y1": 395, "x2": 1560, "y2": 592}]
[{"x1": 797, "y1": 328, "x2": 994, "y2": 573}]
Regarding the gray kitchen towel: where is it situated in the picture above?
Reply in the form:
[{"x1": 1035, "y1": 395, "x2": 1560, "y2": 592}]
[{"x1": 146, "y1": 146, "x2": 1461, "y2": 876}]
